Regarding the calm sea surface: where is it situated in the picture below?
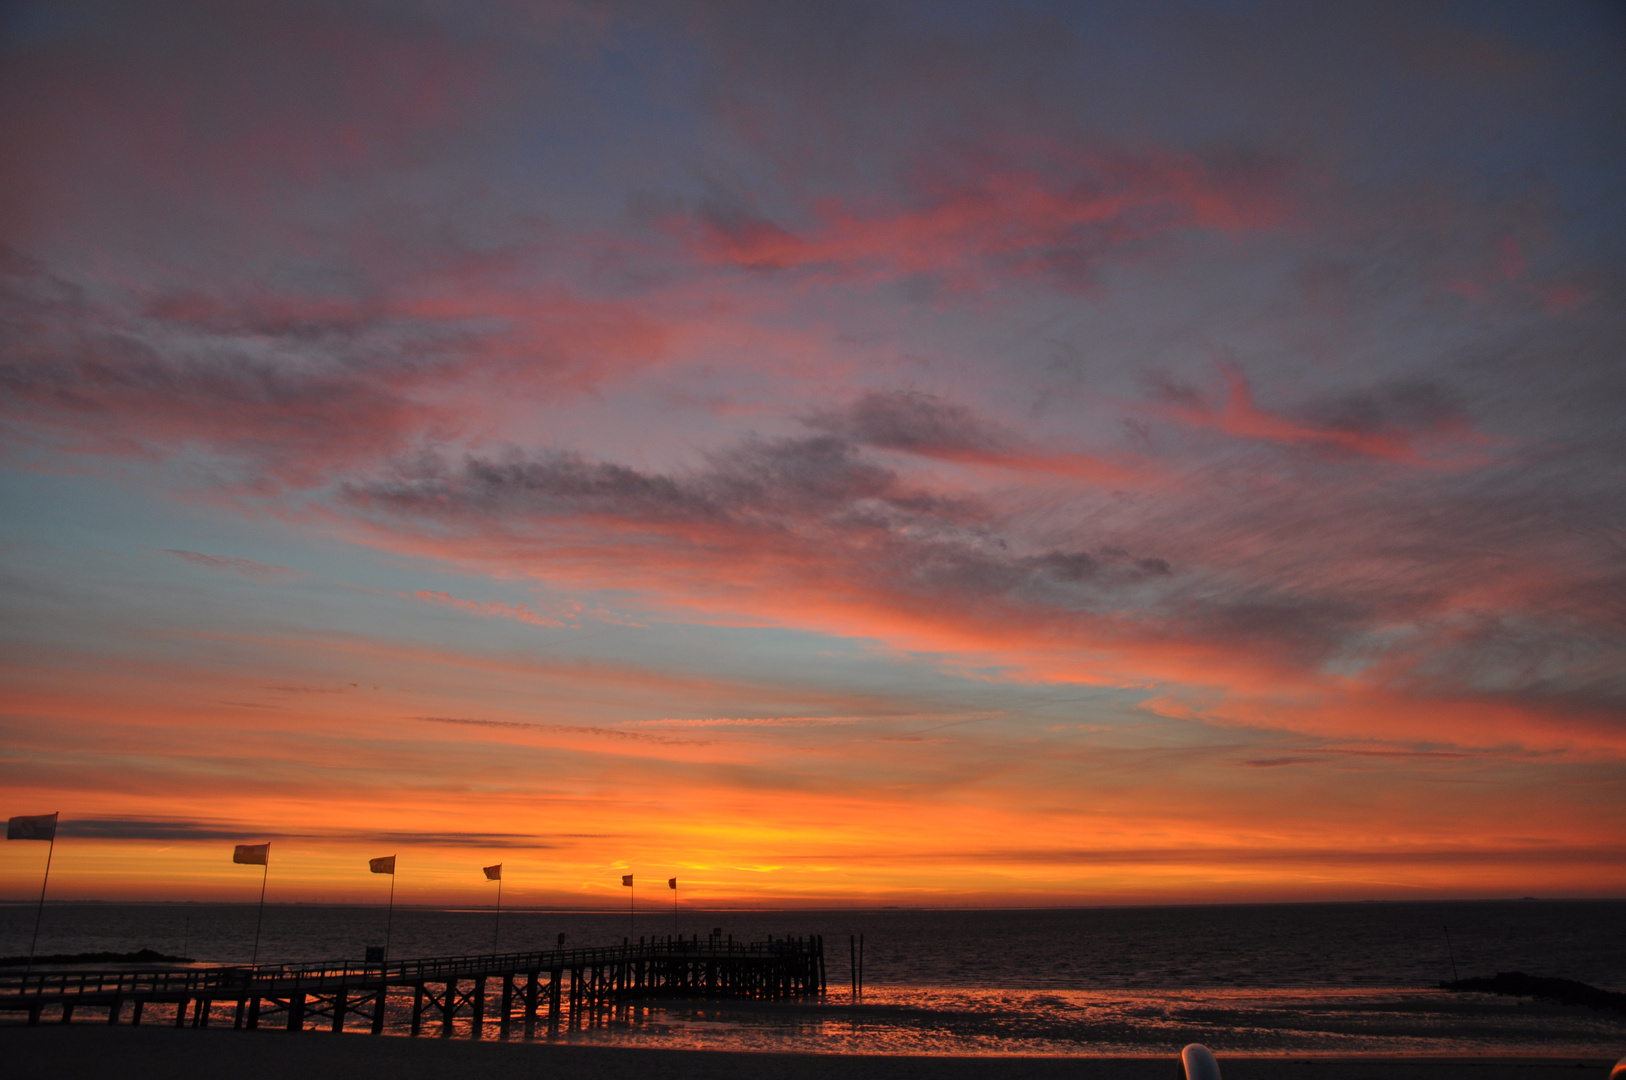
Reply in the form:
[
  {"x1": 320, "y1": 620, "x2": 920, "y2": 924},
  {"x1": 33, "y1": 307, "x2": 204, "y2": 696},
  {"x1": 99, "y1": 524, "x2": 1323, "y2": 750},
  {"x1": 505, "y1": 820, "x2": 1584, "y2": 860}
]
[{"x1": 3, "y1": 901, "x2": 1623, "y2": 1056}]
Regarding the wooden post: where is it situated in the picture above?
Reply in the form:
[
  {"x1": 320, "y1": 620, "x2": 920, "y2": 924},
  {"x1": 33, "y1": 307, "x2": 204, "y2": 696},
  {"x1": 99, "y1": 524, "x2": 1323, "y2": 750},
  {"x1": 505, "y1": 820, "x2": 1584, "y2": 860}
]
[
  {"x1": 287, "y1": 993, "x2": 305, "y2": 1031},
  {"x1": 471, "y1": 975, "x2": 486, "y2": 1038},
  {"x1": 499, "y1": 974, "x2": 513, "y2": 1037},
  {"x1": 246, "y1": 995, "x2": 259, "y2": 1030},
  {"x1": 440, "y1": 979, "x2": 455, "y2": 1038},
  {"x1": 60, "y1": 1001, "x2": 74, "y2": 1024},
  {"x1": 410, "y1": 984, "x2": 423, "y2": 1036},
  {"x1": 108, "y1": 999, "x2": 122, "y2": 1025},
  {"x1": 371, "y1": 982, "x2": 388, "y2": 1034},
  {"x1": 332, "y1": 985, "x2": 347, "y2": 1032},
  {"x1": 196, "y1": 998, "x2": 211, "y2": 1027},
  {"x1": 175, "y1": 997, "x2": 188, "y2": 1027},
  {"x1": 523, "y1": 970, "x2": 539, "y2": 1038}
]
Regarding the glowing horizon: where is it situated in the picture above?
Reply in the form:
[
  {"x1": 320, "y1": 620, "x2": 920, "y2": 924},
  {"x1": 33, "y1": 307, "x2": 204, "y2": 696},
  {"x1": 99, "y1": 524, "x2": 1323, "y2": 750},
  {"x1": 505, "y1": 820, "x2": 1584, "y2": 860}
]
[{"x1": 2, "y1": 2, "x2": 1623, "y2": 908}]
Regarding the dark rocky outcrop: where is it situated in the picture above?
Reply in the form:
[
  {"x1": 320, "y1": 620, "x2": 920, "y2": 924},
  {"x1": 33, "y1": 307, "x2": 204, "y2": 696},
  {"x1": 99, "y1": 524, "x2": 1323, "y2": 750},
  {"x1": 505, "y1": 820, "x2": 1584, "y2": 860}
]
[{"x1": 1442, "y1": 971, "x2": 1626, "y2": 1015}]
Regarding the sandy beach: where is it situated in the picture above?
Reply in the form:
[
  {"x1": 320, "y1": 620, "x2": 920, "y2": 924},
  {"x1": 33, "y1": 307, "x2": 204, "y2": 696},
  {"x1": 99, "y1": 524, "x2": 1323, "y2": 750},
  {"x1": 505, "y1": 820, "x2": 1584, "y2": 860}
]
[{"x1": 5, "y1": 1026, "x2": 1619, "y2": 1080}]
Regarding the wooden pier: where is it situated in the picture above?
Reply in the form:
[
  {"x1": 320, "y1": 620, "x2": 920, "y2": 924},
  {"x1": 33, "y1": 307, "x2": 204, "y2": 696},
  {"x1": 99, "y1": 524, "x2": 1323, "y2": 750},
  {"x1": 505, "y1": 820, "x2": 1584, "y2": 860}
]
[{"x1": 0, "y1": 934, "x2": 825, "y2": 1038}]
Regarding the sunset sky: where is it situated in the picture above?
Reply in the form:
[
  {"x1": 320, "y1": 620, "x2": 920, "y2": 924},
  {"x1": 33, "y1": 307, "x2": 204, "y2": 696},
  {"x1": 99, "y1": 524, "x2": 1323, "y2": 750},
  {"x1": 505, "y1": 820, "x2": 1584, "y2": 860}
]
[{"x1": 2, "y1": 1, "x2": 1623, "y2": 909}]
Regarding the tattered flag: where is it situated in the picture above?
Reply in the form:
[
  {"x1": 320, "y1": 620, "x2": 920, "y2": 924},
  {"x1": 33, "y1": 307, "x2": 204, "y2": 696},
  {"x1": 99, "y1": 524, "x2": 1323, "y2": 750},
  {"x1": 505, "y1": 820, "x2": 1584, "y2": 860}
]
[
  {"x1": 622, "y1": 874, "x2": 633, "y2": 886},
  {"x1": 668, "y1": 877, "x2": 677, "y2": 889},
  {"x1": 370, "y1": 855, "x2": 396, "y2": 874},
  {"x1": 483, "y1": 864, "x2": 502, "y2": 880}
]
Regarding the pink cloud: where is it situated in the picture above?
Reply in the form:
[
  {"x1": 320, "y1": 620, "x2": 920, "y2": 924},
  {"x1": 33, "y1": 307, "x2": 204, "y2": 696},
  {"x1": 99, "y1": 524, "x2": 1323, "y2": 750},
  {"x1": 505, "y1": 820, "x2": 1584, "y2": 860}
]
[
  {"x1": 1497, "y1": 237, "x2": 1527, "y2": 282},
  {"x1": 1437, "y1": 236, "x2": 1595, "y2": 318},
  {"x1": 670, "y1": 144, "x2": 1290, "y2": 292},
  {"x1": 1539, "y1": 282, "x2": 1593, "y2": 316}
]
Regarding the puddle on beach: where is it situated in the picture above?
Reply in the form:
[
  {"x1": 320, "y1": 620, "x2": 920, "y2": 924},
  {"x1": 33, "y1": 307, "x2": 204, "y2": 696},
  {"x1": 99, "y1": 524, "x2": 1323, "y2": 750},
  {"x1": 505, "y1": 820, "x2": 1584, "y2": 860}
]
[{"x1": 534, "y1": 986, "x2": 1626, "y2": 1057}]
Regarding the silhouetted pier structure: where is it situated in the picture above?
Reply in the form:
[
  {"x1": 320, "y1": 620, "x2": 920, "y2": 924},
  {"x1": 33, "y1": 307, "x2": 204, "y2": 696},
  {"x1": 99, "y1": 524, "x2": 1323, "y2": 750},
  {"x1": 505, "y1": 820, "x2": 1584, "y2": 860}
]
[{"x1": 0, "y1": 934, "x2": 825, "y2": 1037}]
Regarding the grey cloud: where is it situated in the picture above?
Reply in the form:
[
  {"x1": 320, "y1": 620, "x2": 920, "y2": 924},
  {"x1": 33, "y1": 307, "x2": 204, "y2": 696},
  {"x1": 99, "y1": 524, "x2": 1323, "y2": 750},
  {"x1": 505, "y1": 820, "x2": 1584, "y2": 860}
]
[
  {"x1": 1302, "y1": 378, "x2": 1469, "y2": 439},
  {"x1": 349, "y1": 432, "x2": 1174, "y2": 625},
  {"x1": 358, "y1": 435, "x2": 975, "y2": 534},
  {"x1": 0, "y1": 249, "x2": 428, "y2": 482},
  {"x1": 1183, "y1": 593, "x2": 1375, "y2": 664},
  {"x1": 1140, "y1": 370, "x2": 1205, "y2": 409},
  {"x1": 0, "y1": 241, "x2": 633, "y2": 490},
  {"x1": 1023, "y1": 550, "x2": 1097, "y2": 582},
  {"x1": 807, "y1": 390, "x2": 1008, "y2": 457},
  {"x1": 56, "y1": 818, "x2": 594, "y2": 848},
  {"x1": 58, "y1": 819, "x2": 256, "y2": 842}
]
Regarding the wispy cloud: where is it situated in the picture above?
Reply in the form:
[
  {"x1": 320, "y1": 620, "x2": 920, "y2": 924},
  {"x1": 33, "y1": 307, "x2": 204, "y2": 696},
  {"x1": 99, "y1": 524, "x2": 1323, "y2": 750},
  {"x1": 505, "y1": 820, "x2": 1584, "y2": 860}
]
[
  {"x1": 418, "y1": 715, "x2": 711, "y2": 746},
  {"x1": 161, "y1": 549, "x2": 305, "y2": 583},
  {"x1": 407, "y1": 590, "x2": 577, "y2": 628}
]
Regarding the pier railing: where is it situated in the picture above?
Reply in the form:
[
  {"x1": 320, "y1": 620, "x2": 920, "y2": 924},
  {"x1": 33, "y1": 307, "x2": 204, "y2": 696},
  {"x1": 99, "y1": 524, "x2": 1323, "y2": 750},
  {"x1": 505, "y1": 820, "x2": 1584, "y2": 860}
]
[{"x1": 249, "y1": 933, "x2": 816, "y2": 987}]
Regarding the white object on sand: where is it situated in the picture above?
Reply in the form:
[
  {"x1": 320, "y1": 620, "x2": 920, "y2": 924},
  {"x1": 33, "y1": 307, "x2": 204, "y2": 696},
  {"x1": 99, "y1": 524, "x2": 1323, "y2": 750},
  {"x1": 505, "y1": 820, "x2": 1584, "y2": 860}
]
[{"x1": 1181, "y1": 1043, "x2": 1222, "y2": 1080}]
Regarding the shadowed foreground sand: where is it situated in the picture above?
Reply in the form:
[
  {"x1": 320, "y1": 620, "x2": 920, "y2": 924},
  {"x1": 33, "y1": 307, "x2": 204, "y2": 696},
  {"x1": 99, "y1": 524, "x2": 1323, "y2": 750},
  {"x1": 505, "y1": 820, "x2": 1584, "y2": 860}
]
[{"x1": 4, "y1": 1026, "x2": 1619, "y2": 1080}]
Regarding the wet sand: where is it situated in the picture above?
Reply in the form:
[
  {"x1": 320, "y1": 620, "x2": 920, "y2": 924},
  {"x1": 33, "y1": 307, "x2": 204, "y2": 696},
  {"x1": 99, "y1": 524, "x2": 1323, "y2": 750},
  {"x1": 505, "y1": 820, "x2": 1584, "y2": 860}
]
[{"x1": 4, "y1": 1026, "x2": 1619, "y2": 1080}]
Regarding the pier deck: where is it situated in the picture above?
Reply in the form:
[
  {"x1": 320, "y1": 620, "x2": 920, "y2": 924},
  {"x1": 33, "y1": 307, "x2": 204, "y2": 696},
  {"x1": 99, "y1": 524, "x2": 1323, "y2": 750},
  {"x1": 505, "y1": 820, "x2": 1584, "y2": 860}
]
[{"x1": 0, "y1": 934, "x2": 825, "y2": 1037}]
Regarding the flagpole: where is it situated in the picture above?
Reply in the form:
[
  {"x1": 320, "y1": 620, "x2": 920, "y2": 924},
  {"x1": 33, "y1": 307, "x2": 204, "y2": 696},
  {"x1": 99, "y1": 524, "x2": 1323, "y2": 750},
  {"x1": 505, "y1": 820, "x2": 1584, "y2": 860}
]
[
  {"x1": 630, "y1": 877, "x2": 635, "y2": 940},
  {"x1": 384, "y1": 872, "x2": 395, "y2": 963},
  {"x1": 251, "y1": 861, "x2": 268, "y2": 966},
  {"x1": 494, "y1": 877, "x2": 502, "y2": 952},
  {"x1": 25, "y1": 817, "x2": 58, "y2": 973}
]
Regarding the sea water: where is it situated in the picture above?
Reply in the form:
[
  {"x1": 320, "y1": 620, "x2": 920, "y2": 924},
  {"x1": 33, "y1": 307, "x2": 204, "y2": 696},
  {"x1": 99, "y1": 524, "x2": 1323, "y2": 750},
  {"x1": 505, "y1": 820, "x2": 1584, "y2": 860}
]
[{"x1": 3, "y1": 901, "x2": 1623, "y2": 1056}]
